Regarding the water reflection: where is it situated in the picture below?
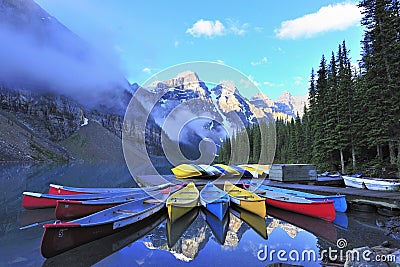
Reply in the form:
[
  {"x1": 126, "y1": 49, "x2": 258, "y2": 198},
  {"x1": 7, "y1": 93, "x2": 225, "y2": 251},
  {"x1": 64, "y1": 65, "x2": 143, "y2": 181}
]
[
  {"x1": 202, "y1": 209, "x2": 229, "y2": 245},
  {"x1": 42, "y1": 211, "x2": 167, "y2": 267},
  {"x1": 267, "y1": 207, "x2": 338, "y2": 244},
  {"x1": 2, "y1": 163, "x2": 400, "y2": 266}
]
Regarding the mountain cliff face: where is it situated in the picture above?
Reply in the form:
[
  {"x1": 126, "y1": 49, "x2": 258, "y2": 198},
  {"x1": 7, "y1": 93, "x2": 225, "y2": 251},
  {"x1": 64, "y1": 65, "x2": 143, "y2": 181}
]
[{"x1": 0, "y1": 0, "x2": 307, "y2": 162}]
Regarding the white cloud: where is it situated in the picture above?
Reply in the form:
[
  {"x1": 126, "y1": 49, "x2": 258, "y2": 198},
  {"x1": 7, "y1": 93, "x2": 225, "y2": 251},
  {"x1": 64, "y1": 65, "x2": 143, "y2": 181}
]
[
  {"x1": 215, "y1": 59, "x2": 224, "y2": 64},
  {"x1": 227, "y1": 19, "x2": 249, "y2": 35},
  {"x1": 186, "y1": 19, "x2": 225, "y2": 38},
  {"x1": 294, "y1": 76, "x2": 303, "y2": 85},
  {"x1": 275, "y1": 2, "x2": 362, "y2": 39},
  {"x1": 251, "y1": 56, "x2": 268, "y2": 66},
  {"x1": 254, "y1": 26, "x2": 264, "y2": 33},
  {"x1": 263, "y1": 81, "x2": 274, "y2": 87},
  {"x1": 142, "y1": 67, "x2": 152, "y2": 74}
]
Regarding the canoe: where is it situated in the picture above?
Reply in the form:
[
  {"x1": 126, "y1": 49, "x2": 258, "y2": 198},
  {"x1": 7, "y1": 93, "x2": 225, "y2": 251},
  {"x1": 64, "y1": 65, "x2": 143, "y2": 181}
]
[
  {"x1": 48, "y1": 183, "x2": 171, "y2": 195},
  {"x1": 237, "y1": 165, "x2": 266, "y2": 178},
  {"x1": 55, "y1": 192, "x2": 148, "y2": 220},
  {"x1": 22, "y1": 191, "x2": 124, "y2": 209},
  {"x1": 55, "y1": 185, "x2": 182, "y2": 220},
  {"x1": 230, "y1": 166, "x2": 255, "y2": 178},
  {"x1": 223, "y1": 181, "x2": 266, "y2": 218},
  {"x1": 167, "y1": 207, "x2": 199, "y2": 248},
  {"x1": 213, "y1": 164, "x2": 242, "y2": 177},
  {"x1": 248, "y1": 183, "x2": 336, "y2": 222},
  {"x1": 343, "y1": 174, "x2": 400, "y2": 191},
  {"x1": 200, "y1": 182, "x2": 229, "y2": 220},
  {"x1": 198, "y1": 164, "x2": 223, "y2": 177},
  {"x1": 202, "y1": 208, "x2": 229, "y2": 244},
  {"x1": 230, "y1": 206, "x2": 268, "y2": 239},
  {"x1": 248, "y1": 181, "x2": 347, "y2": 212},
  {"x1": 42, "y1": 211, "x2": 166, "y2": 267},
  {"x1": 41, "y1": 190, "x2": 170, "y2": 258},
  {"x1": 267, "y1": 206, "x2": 337, "y2": 244},
  {"x1": 166, "y1": 182, "x2": 199, "y2": 222},
  {"x1": 171, "y1": 164, "x2": 203, "y2": 179},
  {"x1": 252, "y1": 164, "x2": 270, "y2": 176}
]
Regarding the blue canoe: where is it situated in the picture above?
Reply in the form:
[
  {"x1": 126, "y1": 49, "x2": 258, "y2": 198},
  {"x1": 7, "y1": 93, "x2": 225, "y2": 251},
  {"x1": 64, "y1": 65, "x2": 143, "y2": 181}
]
[
  {"x1": 249, "y1": 181, "x2": 347, "y2": 212},
  {"x1": 200, "y1": 182, "x2": 230, "y2": 220}
]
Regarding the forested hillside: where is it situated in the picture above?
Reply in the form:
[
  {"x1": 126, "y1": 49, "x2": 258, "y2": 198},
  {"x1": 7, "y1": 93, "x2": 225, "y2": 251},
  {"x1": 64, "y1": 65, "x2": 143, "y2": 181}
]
[{"x1": 218, "y1": 0, "x2": 400, "y2": 177}]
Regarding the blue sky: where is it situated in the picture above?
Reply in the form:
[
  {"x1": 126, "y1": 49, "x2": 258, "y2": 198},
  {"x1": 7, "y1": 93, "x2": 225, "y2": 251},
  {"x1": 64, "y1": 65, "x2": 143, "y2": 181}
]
[{"x1": 35, "y1": 0, "x2": 364, "y2": 99}]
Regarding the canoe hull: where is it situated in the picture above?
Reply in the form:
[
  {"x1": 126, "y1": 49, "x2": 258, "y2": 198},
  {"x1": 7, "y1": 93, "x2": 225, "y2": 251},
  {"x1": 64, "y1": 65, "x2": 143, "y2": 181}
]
[
  {"x1": 41, "y1": 193, "x2": 168, "y2": 258},
  {"x1": 48, "y1": 183, "x2": 170, "y2": 195},
  {"x1": 205, "y1": 201, "x2": 229, "y2": 220},
  {"x1": 167, "y1": 205, "x2": 196, "y2": 223},
  {"x1": 250, "y1": 182, "x2": 347, "y2": 212},
  {"x1": 22, "y1": 194, "x2": 58, "y2": 209},
  {"x1": 55, "y1": 201, "x2": 117, "y2": 220},
  {"x1": 264, "y1": 198, "x2": 336, "y2": 222},
  {"x1": 237, "y1": 199, "x2": 266, "y2": 218},
  {"x1": 342, "y1": 175, "x2": 365, "y2": 189}
]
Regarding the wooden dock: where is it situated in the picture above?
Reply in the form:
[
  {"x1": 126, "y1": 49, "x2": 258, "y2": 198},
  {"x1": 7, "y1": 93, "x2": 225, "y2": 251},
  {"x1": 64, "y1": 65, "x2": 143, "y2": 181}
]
[{"x1": 135, "y1": 175, "x2": 400, "y2": 210}]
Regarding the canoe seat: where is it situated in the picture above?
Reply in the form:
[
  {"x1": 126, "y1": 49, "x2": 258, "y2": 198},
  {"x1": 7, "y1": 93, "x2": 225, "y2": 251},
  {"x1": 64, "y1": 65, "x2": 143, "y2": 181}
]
[
  {"x1": 171, "y1": 197, "x2": 196, "y2": 201},
  {"x1": 143, "y1": 199, "x2": 163, "y2": 204},
  {"x1": 235, "y1": 195, "x2": 254, "y2": 199},
  {"x1": 114, "y1": 210, "x2": 137, "y2": 215}
]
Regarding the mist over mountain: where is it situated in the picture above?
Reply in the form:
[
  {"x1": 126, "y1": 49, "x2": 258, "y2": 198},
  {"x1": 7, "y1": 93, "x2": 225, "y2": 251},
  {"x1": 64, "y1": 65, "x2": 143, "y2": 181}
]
[{"x1": 0, "y1": 0, "x2": 129, "y2": 113}]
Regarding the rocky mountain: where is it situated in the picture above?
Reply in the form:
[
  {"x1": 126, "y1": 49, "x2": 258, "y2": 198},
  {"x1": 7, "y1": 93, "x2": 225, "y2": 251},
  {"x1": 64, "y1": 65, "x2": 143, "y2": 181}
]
[{"x1": 0, "y1": 0, "x2": 308, "y2": 163}]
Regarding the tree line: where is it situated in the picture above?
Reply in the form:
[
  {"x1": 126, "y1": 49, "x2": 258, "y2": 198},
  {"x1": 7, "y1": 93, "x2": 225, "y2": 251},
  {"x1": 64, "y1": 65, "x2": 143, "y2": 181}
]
[{"x1": 218, "y1": 0, "x2": 400, "y2": 177}]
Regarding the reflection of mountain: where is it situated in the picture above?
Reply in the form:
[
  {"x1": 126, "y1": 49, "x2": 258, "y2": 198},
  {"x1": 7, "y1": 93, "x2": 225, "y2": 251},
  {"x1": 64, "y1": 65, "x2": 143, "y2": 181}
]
[
  {"x1": 266, "y1": 217, "x2": 304, "y2": 238},
  {"x1": 144, "y1": 208, "x2": 211, "y2": 262}
]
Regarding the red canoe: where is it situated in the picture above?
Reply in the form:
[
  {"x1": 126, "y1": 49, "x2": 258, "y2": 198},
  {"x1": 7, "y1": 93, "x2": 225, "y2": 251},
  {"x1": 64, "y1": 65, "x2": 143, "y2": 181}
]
[
  {"x1": 22, "y1": 191, "x2": 123, "y2": 209},
  {"x1": 41, "y1": 190, "x2": 170, "y2": 258},
  {"x1": 248, "y1": 184, "x2": 336, "y2": 222},
  {"x1": 48, "y1": 183, "x2": 171, "y2": 195},
  {"x1": 55, "y1": 191, "x2": 150, "y2": 220}
]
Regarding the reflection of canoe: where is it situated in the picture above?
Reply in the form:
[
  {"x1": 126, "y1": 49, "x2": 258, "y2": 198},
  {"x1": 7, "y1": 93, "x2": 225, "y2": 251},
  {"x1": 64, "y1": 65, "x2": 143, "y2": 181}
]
[
  {"x1": 41, "y1": 191, "x2": 169, "y2": 258},
  {"x1": 267, "y1": 206, "x2": 337, "y2": 244},
  {"x1": 48, "y1": 183, "x2": 171, "y2": 195},
  {"x1": 230, "y1": 206, "x2": 268, "y2": 240},
  {"x1": 167, "y1": 207, "x2": 199, "y2": 248},
  {"x1": 248, "y1": 183, "x2": 336, "y2": 222},
  {"x1": 333, "y1": 212, "x2": 348, "y2": 229},
  {"x1": 200, "y1": 182, "x2": 229, "y2": 220},
  {"x1": 55, "y1": 191, "x2": 149, "y2": 220},
  {"x1": 166, "y1": 182, "x2": 199, "y2": 222},
  {"x1": 248, "y1": 181, "x2": 347, "y2": 212},
  {"x1": 19, "y1": 208, "x2": 54, "y2": 227},
  {"x1": 42, "y1": 211, "x2": 167, "y2": 267},
  {"x1": 224, "y1": 181, "x2": 266, "y2": 218},
  {"x1": 202, "y1": 209, "x2": 229, "y2": 245}
]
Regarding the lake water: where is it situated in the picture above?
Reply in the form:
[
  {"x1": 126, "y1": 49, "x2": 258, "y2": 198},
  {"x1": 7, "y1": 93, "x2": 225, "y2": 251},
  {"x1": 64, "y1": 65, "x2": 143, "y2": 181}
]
[{"x1": 1, "y1": 163, "x2": 400, "y2": 267}]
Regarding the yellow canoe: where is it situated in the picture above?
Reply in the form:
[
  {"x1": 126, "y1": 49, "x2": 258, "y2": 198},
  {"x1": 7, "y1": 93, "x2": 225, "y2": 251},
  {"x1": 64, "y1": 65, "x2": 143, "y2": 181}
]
[
  {"x1": 238, "y1": 165, "x2": 265, "y2": 177},
  {"x1": 214, "y1": 164, "x2": 241, "y2": 177},
  {"x1": 166, "y1": 182, "x2": 199, "y2": 222},
  {"x1": 223, "y1": 181, "x2": 266, "y2": 218},
  {"x1": 171, "y1": 164, "x2": 203, "y2": 179},
  {"x1": 252, "y1": 164, "x2": 270, "y2": 175}
]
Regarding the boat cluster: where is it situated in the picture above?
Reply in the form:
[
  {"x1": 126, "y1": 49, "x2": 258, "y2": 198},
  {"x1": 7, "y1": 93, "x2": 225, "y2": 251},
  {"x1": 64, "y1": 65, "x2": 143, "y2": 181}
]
[
  {"x1": 21, "y1": 180, "x2": 347, "y2": 258},
  {"x1": 171, "y1": 164, "x2": 270, "y2": 179}
]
